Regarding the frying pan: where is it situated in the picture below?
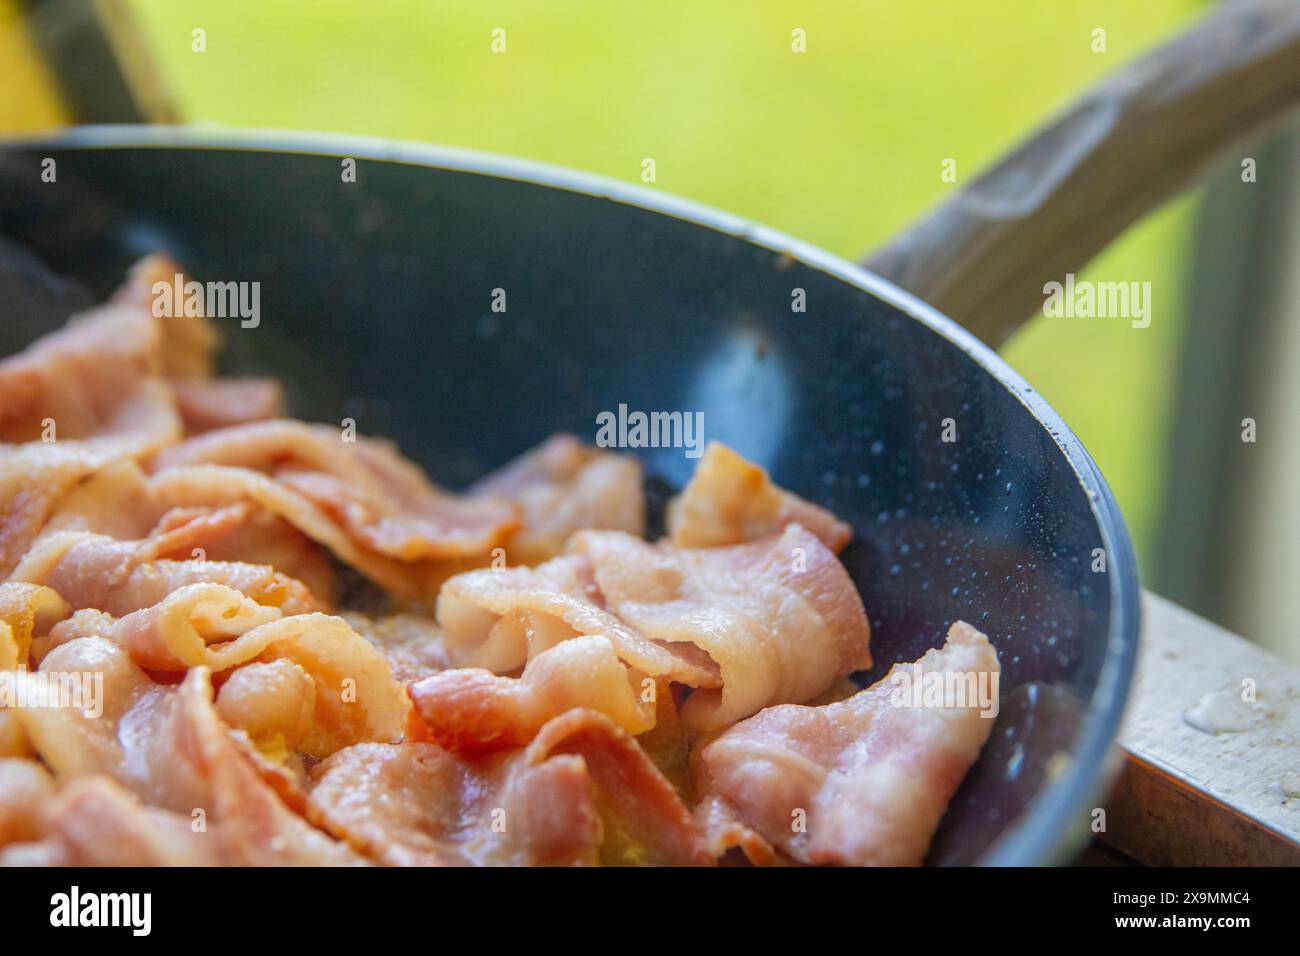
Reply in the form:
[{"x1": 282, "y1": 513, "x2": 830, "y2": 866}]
[{"x1": 1, "y1": 0, "x2": 1298, "y2": 866}]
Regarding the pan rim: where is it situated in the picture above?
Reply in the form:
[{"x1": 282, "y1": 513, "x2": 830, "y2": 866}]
[{"x1": 1, "y1": 124, "x2": 1140, "y2": 866}]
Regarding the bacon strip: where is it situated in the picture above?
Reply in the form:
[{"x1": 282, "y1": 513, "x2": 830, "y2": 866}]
[
  {"x1": 133, "y1": 463, "x2": 440, "y2": 600},
  {"x1": 436, "y1": 553, "x2": 721, "y2": 688},
  {"x1": 571, "y1": 524, "x2": 871, "y2": 731},
  {"x1": 0, "y1": 254, "x2": 221, "y2": 575},
  {"x1": 170, "y1": 377, "x2": 284, "y2": 435},
  {"x1": 469, "y1": 433, "x2": 645, "y2": 565},
  {"x1": 153, "y1": 419, "x2": 520, "y2": 562},
  {"x1": 11, "y1": 529, "x2": 321, "y2": 618},
  {"x1": 668, "y1": 442, "x2": 852, "y2": 552},
  {"x1": 695, "y1": 621, "x2": 1000, "y2": 866}
]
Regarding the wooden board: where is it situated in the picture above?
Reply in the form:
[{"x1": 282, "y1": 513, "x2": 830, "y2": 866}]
[{"x1": 1103, "y1": 591, "x2": 1300, "y2": 865}]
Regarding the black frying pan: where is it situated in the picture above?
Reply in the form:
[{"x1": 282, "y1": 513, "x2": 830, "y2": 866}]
[{"x1": 1, "y1": 1, "x2": 1297, "y2": 866}]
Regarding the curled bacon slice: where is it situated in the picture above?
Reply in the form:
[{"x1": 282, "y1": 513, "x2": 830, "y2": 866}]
[
  {"x1": 571, "y1": 524, "x2": 871, "y2": 732},
  {"x1": 667, "y1": 442, "x2": 851, "y2": 552},
  {"x1": 407, "y1": 635, "x2": 655, "y2": 755},
  {"x1": 695, "y1": 621, "x2": 1000, "y2": 866},
  {"x1": 435, "y1": 524, "x2": 869, "y2": 732},
  {"x1": 38, "y1": 583, "x2": 280, "y2": 670},
  {"x1": 10, "y1": 645, "x2": 363, "y2": 866},
  {"x1": 134, "y1": 463, "x2": 441, "y2": 600},
  {"x1": 0, "y1": 582, "x2": 68, "y2": 670}
]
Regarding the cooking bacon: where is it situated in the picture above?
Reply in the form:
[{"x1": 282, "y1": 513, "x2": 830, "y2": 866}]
[
  {"x1": 6, "y1": 638, "x2": 363, "y2": 865},
  {"x1": 695, "y1": 621, "x2": 1000, "y2": 866},
  {"x1": 31, "y1": 586, "x2": 408, "y2": 759},
  {"x1": 308, "y1": 708, "x2": 709, "y2": 866},
  {"x1": 434, "y1": 524, "x2": 870, "y2": 733},
  {"x1": 0, "y1": 255, "x2": 1015, "y2": 868}
]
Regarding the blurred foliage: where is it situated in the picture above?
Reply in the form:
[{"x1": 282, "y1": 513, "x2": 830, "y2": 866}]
[{"x1": 129, "y1": 0, "x2": 1208, "y2": 575}]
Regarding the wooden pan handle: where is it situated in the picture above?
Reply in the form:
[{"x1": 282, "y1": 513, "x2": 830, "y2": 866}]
[{"x1": 862, "y1": 0, "x2": 1300, "y2": 348}]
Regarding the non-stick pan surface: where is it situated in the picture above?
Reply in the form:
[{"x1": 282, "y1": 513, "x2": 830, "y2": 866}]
[{"x1": 0, "y1": 127, "x2": 1139, "y2": 865}]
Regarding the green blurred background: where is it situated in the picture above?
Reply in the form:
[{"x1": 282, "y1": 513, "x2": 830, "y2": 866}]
[{"x1": 126, "y1": 0, "x2": 1209, "y2": 578}]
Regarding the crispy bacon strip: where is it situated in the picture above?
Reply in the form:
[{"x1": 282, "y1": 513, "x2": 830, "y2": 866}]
[
  {"x1": 695, "y1": 621, "x2": 999, "y2": 866},
  {"x1": 668, "y1": 442, "x2": 852, "y2": 552},
  {"x1": 571, "y1": 524, "x2": 871, "y2": 731},
  {"x1": 407, "y1": 635, "x2": 655, "y2": 754}
]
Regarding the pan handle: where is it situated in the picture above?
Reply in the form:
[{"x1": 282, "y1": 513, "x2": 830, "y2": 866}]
[{"x1": 862, "y1": 0, "x2": 1300, "y2": 348}]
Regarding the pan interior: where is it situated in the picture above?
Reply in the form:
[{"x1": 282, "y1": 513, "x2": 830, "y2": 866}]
[{"x1": 0, "y1": 139, "x2": 1134, "y2": 865}]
